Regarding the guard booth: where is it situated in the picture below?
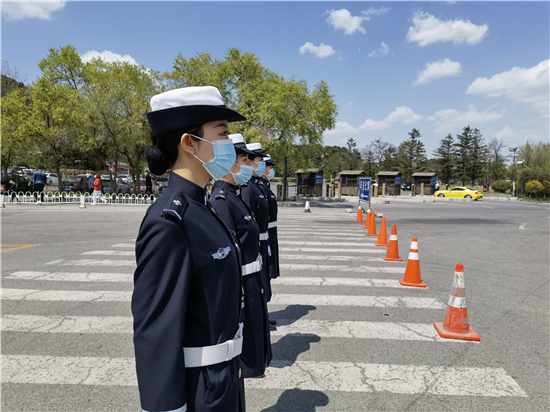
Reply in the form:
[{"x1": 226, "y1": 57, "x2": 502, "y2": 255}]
[
  {"x1": 412, "y1": 172, "x2": 437, "y2": 196},
  {"x1": 376, "y1": 171, "x2": 402, "y2": 196},
  {"x1": 295, "y1": 168, "x2": 324, "y2": 196},
  {"x1": 338, "y1": 170, "x2": 365, "y2": 196}
]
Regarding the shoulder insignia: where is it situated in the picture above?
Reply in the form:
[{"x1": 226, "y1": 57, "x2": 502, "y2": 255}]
[
  {"x1": 244, "y1": 215, "x2": 252, "y2": 221},
  {"x1": 212, "y1": 246, "x2": 231, "y2": 260},
  {"x1": 162, "y1": 193, "x2": 186, "y2": 220}
]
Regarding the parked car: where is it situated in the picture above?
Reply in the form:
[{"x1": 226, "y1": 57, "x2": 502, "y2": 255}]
[
  {"x1": 434, "y1": 186, "x2": 483, "y2": 200},
  {"x1": 401, "y1": 182, "x2": 412, "y2": 191},
  {"x1": 62, "y1": 176, "x2": 87, "y2": 192},
  {"x1": 46, "y1": 173, "x2": 58, "y2": 186},
  {"x1": 117, "y1": 174, "x2": 132, "y2": 184}
]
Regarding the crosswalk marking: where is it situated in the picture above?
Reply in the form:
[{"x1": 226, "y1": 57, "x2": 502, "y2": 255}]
[
  {"x1": 280, "y1": 247, "x2": 384, "y2": 254},
  {"x1": 82, "y1": 250, "x2": 134, "y2": 256},
  {"x1": 62, "y1": 259, "x2": 135, "y2": 266},
  {"x1": 281, "y1": 254, "x2": 386, "y2": 261},
  {"x1": 279, "y1": 241, "x2": 377, "y2": 247},
  {"x1": 1, "y1": 355, "x2": 526, "y2": 397},
  {"x1": 273, "y1": 277, "x2": 412, "y2": 288},
  {"x1": 112, "y1": 243, "x2": 134, "y2": 248},
  {"x1": 1, "y1": 290, "x2": 441, "y2": 308},
  {"x1": 5, "y1": 271, "x2": 132, "y2": 282},
  {"x1": 280, "y1": 264, "x2": 403, "y2": 272}
]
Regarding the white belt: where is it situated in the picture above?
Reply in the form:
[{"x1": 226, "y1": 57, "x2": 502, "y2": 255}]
[
  {"x1": 242, "y1": 254, "x2": 262, "y2": 276},
  {"x1": 259, "y1": 232, "x2": 269, "y2": 241},
  {"x1": 268, "y1": 221, "x2": 278, "y2": 229},
  {"x1": 183, "y1": 333, "x2": 243, "y2": 368}
]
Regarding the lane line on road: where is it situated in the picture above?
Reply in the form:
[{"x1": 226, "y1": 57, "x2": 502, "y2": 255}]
[
  {"x1": 82, "y1": 251, "x2": 134, "y2": 256},
  {"x1": 112, "y1": 244, "x2": 134, "y2": 248},
  {"x1": 280, "y1": 247, "x2": 384, "y2": 254},
  {"x1": 281, "y1": 254, "x2": 387, "y2": 262},
  {"x1": 279, "y1": 241, "x2": 377, "y2": 247},
  {"x1": 1, "y1": 355, "x2": 526, "y2": 397},
  {"x1": 482, "y1": 206, "x2": 493, "y2": 209}
]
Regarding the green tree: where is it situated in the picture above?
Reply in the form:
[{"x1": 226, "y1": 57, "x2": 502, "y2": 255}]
[
  {"x1": 395, "y1": 128, "x2": 428, "y2": 182},
  {"x1": 362, "y1": 138, "x2": 396, "y2": 175},
  {"x1": 346, "y1": 138, "x2": 363, "y2": 170},
  {"x1": 1, "y1": 88, "x2": 31, "y2": 177},
  {"x1": 455, "y1": 126, "x2": 488, "y2": 186},
  {"x1": 432, "y1": 134, "x2": 456, "y2": 185},
  {"x1": 487, "y1": 137, "x2": 507, "y2": 182}
]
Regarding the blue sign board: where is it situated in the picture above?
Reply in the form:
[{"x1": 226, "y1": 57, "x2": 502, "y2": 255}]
[
  {"x1": 358, "y1": 176, "x2": 372, "y2": 203},
  {"x1": 395, "y1": 176, "x2": 402, "y2": 186},
  {"x1": 315, "y1": 173, "x2": 324, "y2": 185},
  {"x1": 431, "y1": 176, "x2": 437, "y2": 186}
]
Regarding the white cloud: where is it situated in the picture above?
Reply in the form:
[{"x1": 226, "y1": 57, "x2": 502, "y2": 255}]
[
  {"x1": 347, "y1": 102, "x2": 354, "y2": 106},
  {"x1": 360, "y1": 106, "x2": 424, "y2": 131},
  {"x1": 384, "y1": 106, "x2": 424, "y2": 124},
  {"x1": 324, "y1": 121, "x2": 359, "y2": 135},
  {"x1": 413, "y1": 58, "x2": 462, "y2": 86},
  {"x1": 494, "y1": 126, "x2": 519, "y2": 144},
  {"x1": 2, "y1": 0, "x2": 66, "y2": 21},
  {"x1": 81, "y1": 50, "x2": 139, "y2": 65},
  {"x1": 367, "y1": 42, "x2": 390, "y2": 58},
  {"x1": 327, "y1": 9, "x2": 367, "y2": 35},
  {"x1": 299, "y1": 42, "x2": 338, "y2": 59},
  {"x1": 406, "y1": 12, "x2": 489, "y2": 47},
  {"x1": 362, "y1": 7, "x2": 390, "y2": 17},
  {"x1": 427, "y1": 105, "x2": 503, "y2": 133},
  {"x1": 466, "y1": 60, "x2": 550, "y2": 117}
]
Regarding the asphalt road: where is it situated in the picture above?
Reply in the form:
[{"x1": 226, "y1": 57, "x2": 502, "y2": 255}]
[{"x1": 1, "y1": 199, "x2": 548, "y2": 411}]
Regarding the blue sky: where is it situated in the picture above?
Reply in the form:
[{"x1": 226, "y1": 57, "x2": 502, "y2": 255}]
[{"x1": 2, "y1": 1, "x2": 549, "y2": 156}]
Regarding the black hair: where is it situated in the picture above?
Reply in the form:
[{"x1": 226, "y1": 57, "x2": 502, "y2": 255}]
[{"x1": 145, "y1": 125, "x2": 204, "y2": 175}]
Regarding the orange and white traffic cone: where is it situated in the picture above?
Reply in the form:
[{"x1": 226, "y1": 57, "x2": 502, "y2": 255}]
[
  {"x1": 434, "y1": 264, "x2": 480, "y2": 341},
  {"x1": 382, "y1": 224, "x2": 402, "y2": 261},
  {"x1": 374, "y1": 217, "x2": 388, "y2": 246},
  {"x1": 355, "y1": 205, "x2": 363, "y2": 223},
  {"x1": 362, "y1": 208, "x2": 371, "y2": 229},
  {"x1": 399, "y1": 238, "x2": 426, "y2": 287},
  {"x1": 366, "y1": 209, "x2": 377, "y2": 236}
]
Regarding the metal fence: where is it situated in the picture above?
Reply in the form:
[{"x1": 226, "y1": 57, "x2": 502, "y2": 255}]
[{"x1": 1, "y1": 191, "x2": 156, "y2": 206}]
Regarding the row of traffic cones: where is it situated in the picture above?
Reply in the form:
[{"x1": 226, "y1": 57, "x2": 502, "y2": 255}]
[{"x1": 356, "y1": 205, "x2": 480, "y2": 341}]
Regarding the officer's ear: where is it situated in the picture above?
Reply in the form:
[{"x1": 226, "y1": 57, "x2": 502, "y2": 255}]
[{"x1": 180, "y1": 133, "x2": 198, "y2": 155}]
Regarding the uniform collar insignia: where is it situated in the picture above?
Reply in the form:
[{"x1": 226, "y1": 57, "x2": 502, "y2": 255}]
[
  {"x1": 236, "y1": 189, "x2": 241, "y2": 195},
  {"x1": 212, "y1": 246, "x2": 231, "y2": 260},
  {"x1": 244, "y1": 215, "x2": 252, "y2": 221},
  {"x1": 259, "y1": 194, "x2": 264, "y2": 198}
]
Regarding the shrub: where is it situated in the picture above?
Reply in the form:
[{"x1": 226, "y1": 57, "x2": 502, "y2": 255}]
[
  {"x1": 491, "y1": 180, "x2": 512, "y2": 193},
  {"x1": 525, "y1": 180, "x2": 544, "y2": 197}
]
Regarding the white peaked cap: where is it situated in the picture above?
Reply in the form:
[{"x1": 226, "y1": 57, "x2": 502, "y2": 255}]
[
  {"x1": 150, "y1": 86, "x2": 224, "y2": 112},
  {"x1": 246, "y1": 143, "x2": 263, "y2": 151},
  {"x1": 229, "y1": 134, "x2": 245, "y2": 144},
  {"x1": 263, "y1": 155, "x2": 271, "y2": 162}
]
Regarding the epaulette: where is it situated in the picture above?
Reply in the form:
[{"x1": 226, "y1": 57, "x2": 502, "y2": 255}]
[
  {"x1": 161, "y1": 193, "x2": 186, "y2": 221},
  {"x1": 213, "y1": 188, "x2": 226, "y2": 200}
]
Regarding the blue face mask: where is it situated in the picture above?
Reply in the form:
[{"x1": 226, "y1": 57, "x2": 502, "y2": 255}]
[
  {"x1": 266, "y1": 168, "x2": 275, "y2": 181},
  {"x1": 191, "y1": 135, "x2": 236, "y2": 180},
  {"x1": 253, "y1": 160, "x2": 266, "y2": 177},
  {"x1": 232, "y1": 164, "x2": 253, "y2": 186}
]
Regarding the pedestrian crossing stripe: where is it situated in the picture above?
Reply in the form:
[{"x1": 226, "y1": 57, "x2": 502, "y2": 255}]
[
  {"x1": 1, "y1": 355, "x2": 527, "y2": 397},
  {"x1": 82, "y1": 250, "x2": 134, "y2": 256},
  {"x1": 278, "y1": 241, "x2": 377, "y2": 247},
  {"x1": 280, "y1": 254, "x2": 393, "y2": 262},
  {"x1": 5, "y1": 271, "x2": 133, "y2": 282},
  {"x1": 272, "y1": 277, "x2": 415, "y2": 288},
  {"x1": 280, "y1": 247, "x2": 384, "y2": 254},
  {"x1": 280, "y1": 264, "x2": 404, "y2": 273},
  {"x1": 1, "y1": 289, "x2": 443, "y2": 308}
]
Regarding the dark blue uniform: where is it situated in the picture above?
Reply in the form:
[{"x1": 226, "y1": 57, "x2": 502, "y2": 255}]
[
  {"x1": 258, "y1": 178, "x2": 280, "y2": 280},
  {"x1": 240, "y1": 176, "x2": 271, "y2": 302},
  {"x1": 132, "y1": 172, "x2": 245, "y2": 412},
  {"x1": 210, "y1": 180, "x2": 272, "y2": 378}
]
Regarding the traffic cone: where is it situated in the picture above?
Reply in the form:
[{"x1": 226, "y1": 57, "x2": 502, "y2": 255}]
[
  {"x1": 366, "y1": 208, "x2": 377, "y2": 236},
  {"x1": 304, "y1": 200, "x2": 311, "y2": 213},
  {"x1": 375, "y1": 217, "x2": 388, "y2": 246},
  {"x1": 355, "y1": 205, "x2": 363, "y2": 223},
  {"x1": 399, "y1": 238, "x2": 426, "y2": 287},
  {"x1": 382, "y1": 224, "x2": 402, "y2": 261},
  {"x1": 362, "y1": 208, "x2": 371, "y2": 229},
  {"x1": 434, "y1": 264, "x2": 480, "y2": 341}
]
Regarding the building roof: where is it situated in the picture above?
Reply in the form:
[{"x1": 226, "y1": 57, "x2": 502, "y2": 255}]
[
  {"x1": 295, "y1": 168, "x2": 323, "y2": 174},
  {"x1": 338, "y1": 170, "x2": 365, "y2": 176},
  {"x1": 376, "y1": 171, "x2": 401, "y2": 176},
  {"x1": 412, "y1": 172, "x2": 436, "y2": 177}
]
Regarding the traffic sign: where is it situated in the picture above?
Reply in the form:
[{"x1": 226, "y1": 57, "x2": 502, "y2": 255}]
[
  {"x1": 431, "y1": 176, "x2": 437, "y2": 186},
  {"x1": 315, "y1": 174, "x2": 324, "y2": 185},
  {"x1": 395, "y1": 176, "x2": 402, "y2": 186},
  {"x1": 358, "y1": 176, "x2": 371, "y2": 203}
]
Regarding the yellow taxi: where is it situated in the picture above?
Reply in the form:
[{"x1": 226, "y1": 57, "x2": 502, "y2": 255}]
[{"x1": 434, "y1": 186, "x2": 483, "y2": 200}]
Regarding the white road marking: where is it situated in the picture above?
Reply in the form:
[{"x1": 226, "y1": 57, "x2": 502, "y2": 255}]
[
  {"x1": 280, "y1": 247, "x2": 384, "y2": 254},
  {"x1": 273, "y1": 277, "x2": 408, "y2": 288},
  {"x1": 281, "y1": 263, "x2": 403, "y2": 272},
  {"x1": 1, "y1": 289, "x2": 131, "y2": 302},
  {"x1": 278, "y1": 234, "x2": 369, "y2": 239},
  {"x1": 111, "y1": 243, "x2": 134, "y2": 248},
  {"x1": 279, "y1": 241, "x2": 377, "y2": 247},
  {"x1": 44, "y1": 259, "x2": 64, "y2": 266},
  {"x1": 2, "y1": 315, "x2": 132, "y2": 334},
  {"x1": 281, "y1": 255, "x2": 385, "y2": 262},
  {"x1": 82, "y1": 250, "x2": 134, "y2": 256},
  {"x1": 482, "y1": 206, "x2": 493, "y2": 209},
  {"x1": 519, "y1": 223, "x2": 527, "y2": 230},
  {"x1": 270, "y1": 294, "x2": 445, "y2": 309},
  {"x1": 62, "y1": 259, "x2": 136, "y2": 267},
  {"x1": 3, "y1": 356, "x2": 524, "y2": 396},
  {"x1": 5, "y1": 271, "x2": 132, "y2": 282}
]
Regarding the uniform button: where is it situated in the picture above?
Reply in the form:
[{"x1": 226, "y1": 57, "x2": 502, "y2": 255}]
[
  {"x1": 239, "y1": 368, "x2": 242, "y2": 378},
  {"x1": 242, "y1": 287, "x2": 245, "y2": 295},
  {"x1": 261, "y1": 288, "x2": 264, "y2": 294}
]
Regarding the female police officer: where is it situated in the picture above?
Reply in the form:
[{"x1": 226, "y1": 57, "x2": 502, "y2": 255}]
[
  {"x1": 210, "y1": 134, "x2": 273, "y2": 379},
  {"x1": 133, "y1": 86, "x2": 247, "y2": 412}
]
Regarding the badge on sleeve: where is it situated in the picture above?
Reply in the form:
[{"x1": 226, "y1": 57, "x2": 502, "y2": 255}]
[{"x1": 212, "y1": 246, "x2": 231, "y2": 260}]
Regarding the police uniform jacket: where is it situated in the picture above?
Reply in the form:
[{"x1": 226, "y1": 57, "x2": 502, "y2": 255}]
[
  {"x1": 239, "y1": 176, "x2": 272, "y2": 302},
  {"x1": 210, "y1": 180, "x2": 272, "y2": 377},
  {"x1": 132, "y1": 172, "x2": 245, "y2": 412},
  {"x1": 258, "y1": 178, "x2": 280, "y2": 280}
]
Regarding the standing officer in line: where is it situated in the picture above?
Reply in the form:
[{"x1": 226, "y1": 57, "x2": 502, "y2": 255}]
[
  {"x1": 239, "y1": 144, "x2": 273, "y2": 313},
  {"x1": 262, "y1": 155, "x2": 280, "y2": 284},
  {"x1": 133, "y1": 86, "x2": 247, "y2": 412},
  {"x1": 210, "y1": 134, "x2": 273, "y2": 379}
]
